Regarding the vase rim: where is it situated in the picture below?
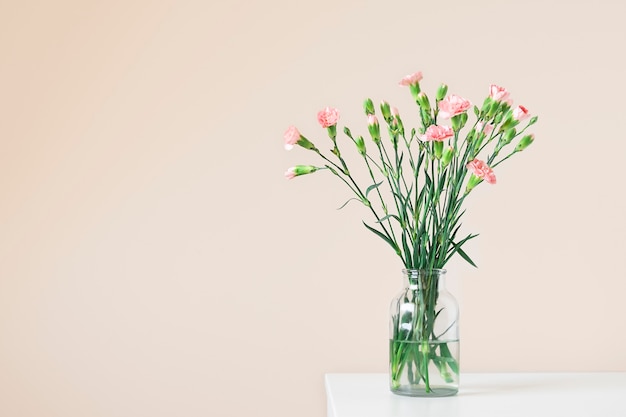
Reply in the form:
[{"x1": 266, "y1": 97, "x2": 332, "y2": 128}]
[{"x1": 402, "y1": 268, "x2": 447, "y2": 274}]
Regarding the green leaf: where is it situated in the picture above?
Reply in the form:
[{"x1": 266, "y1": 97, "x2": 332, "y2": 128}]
[
  {"x1": 449, "y1": 223, "x2": 462, "y2": 242},
  {"x1": 456, "y1": 245, "x2": 477, "y2": 268},
  {"x1": 401, "y1": 234, "x2": 412, "y2": 263},
  {"x1": 416, "y1": 149, "x2": 425, "y2": 171},
  {"x1": 392, "y1": 186, "x2": 414, "y2": 219},
  {"x1": 447, "y1": 236, "x2": 478, "y2": 267},
  {"x1": 362, "y1": 221, "x2": 400, "y2": 255},
  {"x1": 424, "y1": 170, "x2": 432, "y2": 188},
  {"x1": 376, "y1": 214, "x2": 401, "y2": 224},
  {"x1": 451, "y1": 209, "x2": 466, "y2": 226},
  {"x1": 439, "y1": 169, "x2": 448, "y2": 193},
  {"x1": 458, "y1": 233, "x2": 479, "y2": 246},
  {"x1": 365, "y1": 181, "x2": 384, "y2": 198},
  {"x1": 336, "y1": 198, "x2": 361, "y2": 210}
]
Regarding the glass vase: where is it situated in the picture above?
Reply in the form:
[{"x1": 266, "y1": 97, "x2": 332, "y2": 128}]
[{"x1": 389, "y1": 269, "x2": 459, "y2": 397}]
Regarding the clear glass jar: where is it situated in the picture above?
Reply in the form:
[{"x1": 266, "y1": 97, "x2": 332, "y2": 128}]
[{"x1": 389, "y1": 269, "x2": 459, "y2": 396}]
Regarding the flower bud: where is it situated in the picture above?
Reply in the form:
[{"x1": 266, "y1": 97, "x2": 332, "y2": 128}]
[
  {"x1": 499, "y1": 101, "x2": 511, "y2": 116},
  {"x1": 481, "y1": 97, "x2": 493, "y2": 115},
  {"x1": 355, "y1": 135, "x2": 366, "y2": 156},
  {"x1": 515, "y1": 134, "x2": 535, "y2": 152},
  {"x1": 502, "y1": 128, "x2": 516, "y2": 145},
  {"x1": 436, "y1": 83, "x2": 448, "y2": 101},
  {"x1": 528, "y1": 115, "x2": 539, "y2": 126},
  {"x1": 284, "y1": 165, "x2": 318, "y2": 179},
  {"x1": 363, "y1": 98, "x2": 375, "y2": 115},
  {"x1": 466, "y1": 128, "x2": 476, "y2": 143},
  {"x1": 398, "y1": 122, "x2": 405, "y2": 137},
  {"x1": 394, "y1": 111, "x2": 405, "y2": 136},
  {"x1": 388, "y1": 124, "x2": 399, "y2": 147},
  {"x1": 420, "y1": 109, "x2": 432, "y2": 127},
  {"x1": 367, "y1": 114, "x2": 381, "y2": 143},
  {"x1": 417, "y1": 92, "x2": 431, "y2": 112},
  {"x1": 487, "y1": 100, "x2": 500, "y2": 118},
  {"x1": 380, "y1": 100, "x2": 392, "y2": 122},
  {"x1": 441, "y1": 146, "x2": 454, "y2": 167},
  {"x1": 472, "y1": 131, "x2": 484, "y2": 152},
  {"x1": 499, "y1": 111, "x2": 518, "y2": 132}
]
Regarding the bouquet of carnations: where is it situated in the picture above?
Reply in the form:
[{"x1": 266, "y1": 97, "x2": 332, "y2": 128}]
[{"x1": 283, "y1": 71, "x2": 538, "y2": 395}]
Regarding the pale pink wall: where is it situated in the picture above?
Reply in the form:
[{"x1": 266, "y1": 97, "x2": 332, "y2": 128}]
[{"x1": 1, "y1": 0, "x2": 625, "y2": 416}]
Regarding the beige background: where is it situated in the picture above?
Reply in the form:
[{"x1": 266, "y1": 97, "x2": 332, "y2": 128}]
[{"x1": 1, "y1": 0, "x2": 625, "y2": 416}]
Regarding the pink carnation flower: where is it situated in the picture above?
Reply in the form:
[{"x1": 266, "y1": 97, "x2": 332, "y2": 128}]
[
  {"x1": 317, "y1": 107, "x2": 340, "y2": 128},
  {"x1": 284, "y1": 126, "x2": 301, "y2": 150},
  {"x1": 489, "y1": 84, "x2": 510, "y2": 102},
  {"x1": 438, "y1": 94, "x2": 472, "y2": 119},
  {"x1": 421, "y1": 125, "x2": 454, "y2": 142},
  {"x1": 467, "y1": 159, "x2": 496, "y2": 184},
  {"x1": 399, "y1": 71, "x2": 423, "y2": 86},
  {"x1": 513, "y1": 105, "x2": 530, "y2": 121}
]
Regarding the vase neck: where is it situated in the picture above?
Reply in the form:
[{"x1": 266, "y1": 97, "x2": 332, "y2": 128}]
[{"x1": 402, "y1": 269, "x2": 446, "y2": 290}]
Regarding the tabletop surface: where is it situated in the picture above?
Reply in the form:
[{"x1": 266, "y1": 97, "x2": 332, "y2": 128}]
[{"x1": 325, "y1": 372, "x2": 626, "y2": 417}]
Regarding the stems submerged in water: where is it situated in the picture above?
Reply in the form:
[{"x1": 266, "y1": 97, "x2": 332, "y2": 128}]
[{"x1": 390, "y1": 269, "x2": 459, "y2": 396}]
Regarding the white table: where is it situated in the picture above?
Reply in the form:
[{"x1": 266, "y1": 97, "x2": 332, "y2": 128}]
[{"x1": 325, "y1": 373, "x2": 626, "y2": 417}]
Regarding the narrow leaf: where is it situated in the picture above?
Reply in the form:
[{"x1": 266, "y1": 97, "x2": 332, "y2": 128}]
[
  {"x1": 447, "y1": 238, "x2": 478, "y2": 268},
  {"x1": 401, "y1": 234, "x2": 412, "y2": 263},
  {"x1": 336, "y1": 198, "x2": 361, "y2": 210},
  {"x1": 456, "y1": 246, "x2": 477, "y2": 268},
  {"x1": 376, "y1": 214, "x2": 401, "y2": 224},
  {"x1": 393, "y1": 188, "x2": 414, "y2": 217},
  {"x1": 362, "y1": 221, "x2": 400, "y2": 254},
  {"x1": 365, "y1": 181, "x2": 384, "y2": 198}
]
